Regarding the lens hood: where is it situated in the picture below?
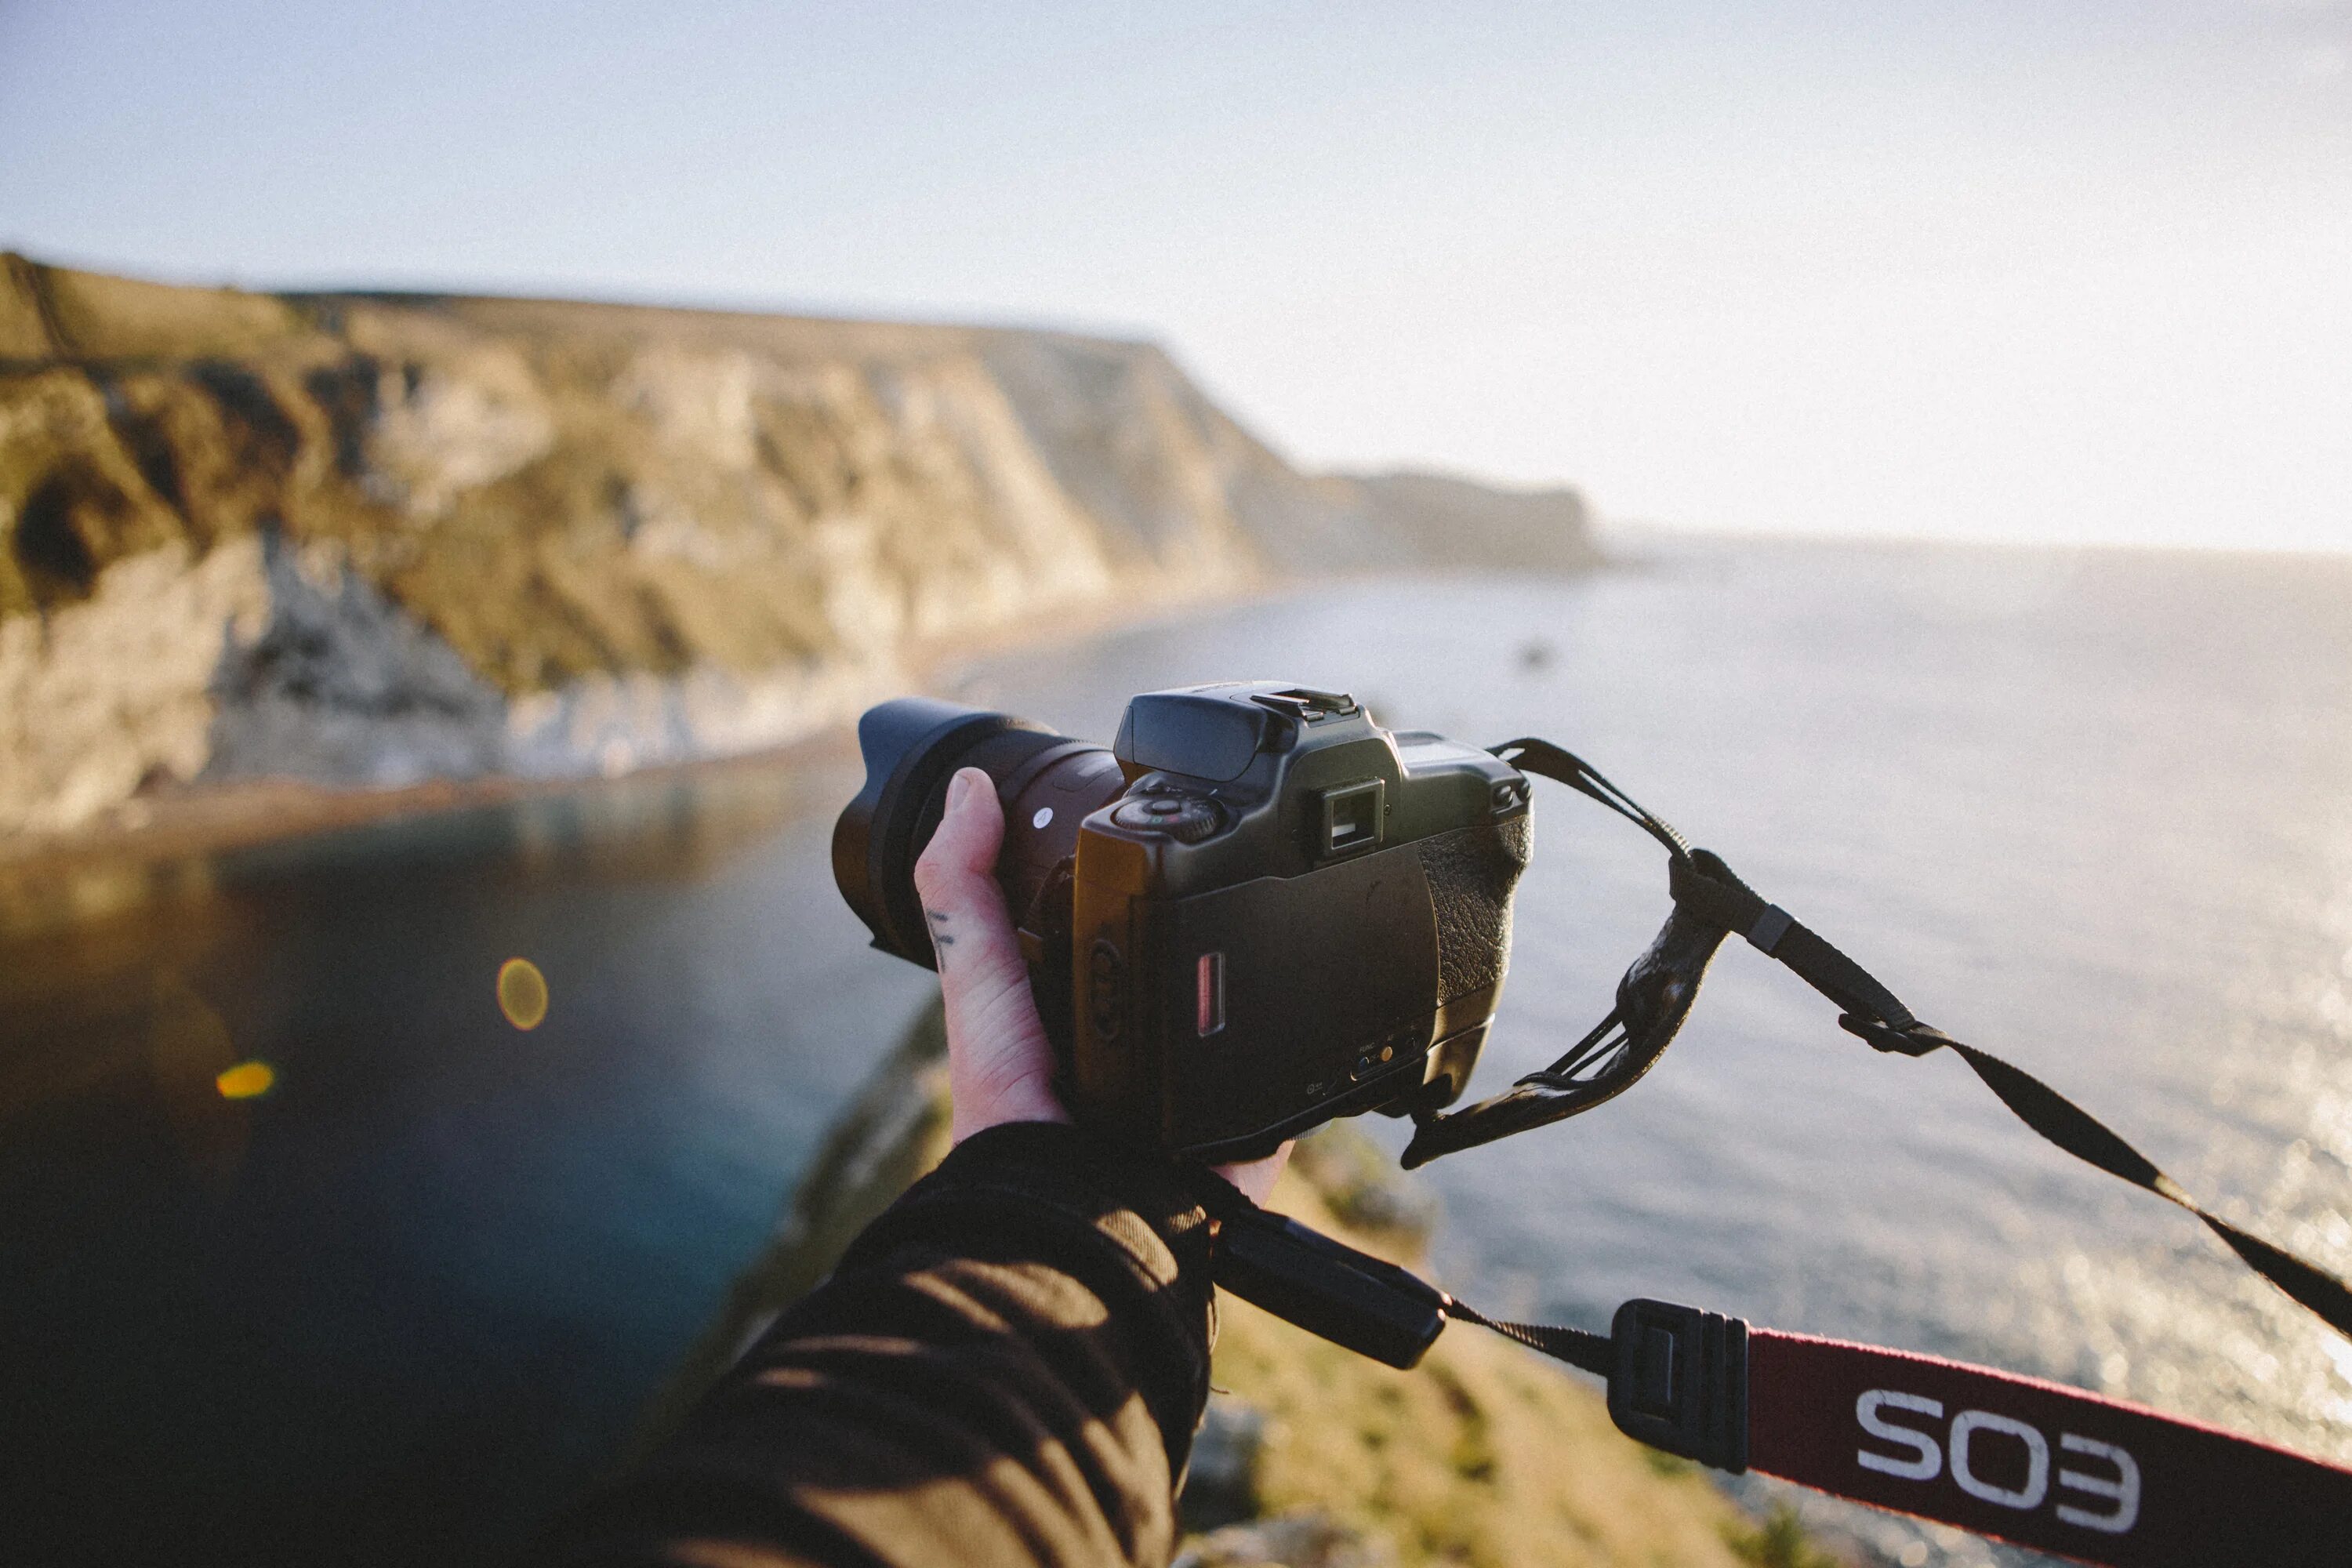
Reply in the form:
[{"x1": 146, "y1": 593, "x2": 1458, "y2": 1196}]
[{"x1": 831, "y1": 698, "x2": 1060, "y2": 966}]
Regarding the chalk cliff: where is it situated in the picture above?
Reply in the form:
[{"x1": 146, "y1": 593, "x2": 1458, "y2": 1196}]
[{"x1": 0, "y1": 254, "x2": 1593, "y2": 836}]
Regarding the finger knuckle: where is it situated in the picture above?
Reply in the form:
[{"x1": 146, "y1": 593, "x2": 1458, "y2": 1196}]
[
  {"x1": 912, "y1": 857, "x2": 944, "y2": 902},
  {"x1": 913, "y1": 853, "x2": 962, "y2": 906}
]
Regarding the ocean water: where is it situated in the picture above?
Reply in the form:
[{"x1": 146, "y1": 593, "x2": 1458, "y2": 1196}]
[{"x1": 4, "y1": 535, "x2": 2347, "y2": 1565}]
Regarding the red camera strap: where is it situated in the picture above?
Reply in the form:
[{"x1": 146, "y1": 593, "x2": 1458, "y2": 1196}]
[
  {"x1": 1747, "y1": 1327, "x2": 2348, "y2": 1567},
  {"x1": 1203, "y1": 1179, "x2": 2352, "y2": 1565},
  {"x1": 1443, "y1": 1294, "x2": 2352, "y2": 1568}
]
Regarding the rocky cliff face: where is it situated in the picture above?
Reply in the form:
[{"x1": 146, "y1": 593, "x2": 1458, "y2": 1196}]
[{"x1": 1, "y1": 254, "x2": 1593, "y2": 836}]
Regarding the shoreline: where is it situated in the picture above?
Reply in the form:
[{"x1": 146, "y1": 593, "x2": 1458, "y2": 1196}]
[
  {"x1": 0, "y1": 572, "x2": 1299, "y2": 886},
  {"x1": 1, "y1": 550, "x2": 1672, "y2": 898},
  {"x1": 0, "y1": 724, "x2": 862, "y2": 873}
]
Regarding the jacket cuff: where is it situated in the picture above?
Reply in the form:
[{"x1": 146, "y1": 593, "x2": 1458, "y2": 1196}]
[
  {"x1": 837, "y1": 1120, "x2": 1219, "y2": 1456},
  {"x1": 880, "y1": 1120, "x2": 1215, "y2": 1308}
]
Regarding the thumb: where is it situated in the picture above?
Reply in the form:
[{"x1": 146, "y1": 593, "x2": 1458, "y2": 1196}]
[{"x1": 913, "y1": 768, "x2": 1065, "y2": 1138}]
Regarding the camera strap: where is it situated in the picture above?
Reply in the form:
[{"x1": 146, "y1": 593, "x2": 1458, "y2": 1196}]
[
  {"x1": 1442, "y1": 1292, "x2": 2352, "y2": 1568},
  {"x1": 1200, "y1": 1177, "x2": 2352, "y2": 1568},
  {"x1": 1404, "y1": 738, "x2": 2352, "y2": 1347}
]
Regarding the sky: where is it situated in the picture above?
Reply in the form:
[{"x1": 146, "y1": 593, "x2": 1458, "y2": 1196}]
[{"x1": 2, "y1": 2, "x2": 2348, "y2": 551}]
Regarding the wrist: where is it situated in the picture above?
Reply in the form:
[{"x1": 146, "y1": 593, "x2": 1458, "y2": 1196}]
[
  {"x1": 951, "y1": 1097, "x2": 1073, "y2": 1143},
  {"x1": 949, "y1": 1067, "x2": 1072, "y2": 1142}
]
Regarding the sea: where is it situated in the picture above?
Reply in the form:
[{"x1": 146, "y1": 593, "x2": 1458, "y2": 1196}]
[{"x1": 4, "y1": 533, "x2": 2347, "y2": 1566}]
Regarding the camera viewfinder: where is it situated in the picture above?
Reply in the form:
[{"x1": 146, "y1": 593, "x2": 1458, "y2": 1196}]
[{"x1": 1319, "y1": 780, "x2": 1385, "y2": 858}]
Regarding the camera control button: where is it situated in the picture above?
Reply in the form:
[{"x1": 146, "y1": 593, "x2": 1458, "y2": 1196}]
[
  {"x1": 1167, "y1": 804, "x2": 1224, "y2": 843},
  {"x1": 1113, "y1": 799, "x2": 1169, "y2": 829},
  {"x1": 1112, "y1": 796, "x2": 1226, "y2": 841}
]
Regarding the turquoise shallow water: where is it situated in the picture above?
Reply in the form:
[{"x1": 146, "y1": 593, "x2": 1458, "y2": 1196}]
[{"x1": 5, "y1": 535, "x2": 2348, "y2": 1565}]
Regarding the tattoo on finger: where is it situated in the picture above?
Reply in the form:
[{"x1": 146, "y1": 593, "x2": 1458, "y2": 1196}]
[{"x1": 925, "y1": 908, "x2": 954, "y2": 950}]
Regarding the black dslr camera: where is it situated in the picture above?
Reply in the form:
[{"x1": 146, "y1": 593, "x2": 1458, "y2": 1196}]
[{"x1": 833, "y1": 683, "x2": 1532, "y2": 1162}]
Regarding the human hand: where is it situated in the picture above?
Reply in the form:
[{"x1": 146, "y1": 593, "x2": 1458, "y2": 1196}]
[{"x1": 913, "y1": 766, "x2": 1293, "y2": 1206}]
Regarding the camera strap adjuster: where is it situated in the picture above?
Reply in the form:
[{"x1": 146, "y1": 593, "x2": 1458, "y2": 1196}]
[
  {"x1": 1439, "y1": 1295, "x2": 1748, "y2": 1471},
  {"x1": 1837, "y1": 1014, "x2": 1947, "y2": 1057},
  {"x1": 1604, "y1": 1298, "x2": 1751, "y2": 1472},
  {"x1": 1196, "y1": 1174, "x2": 1450, "y2": 1370}
]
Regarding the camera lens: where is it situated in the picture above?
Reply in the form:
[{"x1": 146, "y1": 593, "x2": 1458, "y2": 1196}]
[{"x1": 832, "y1": 699, "x2": 1120, "y2": 969}]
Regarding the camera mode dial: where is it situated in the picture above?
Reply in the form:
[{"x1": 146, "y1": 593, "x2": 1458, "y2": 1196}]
[{"x1": 1112, "y1": 793, "x2": 1225, "y2": 844}]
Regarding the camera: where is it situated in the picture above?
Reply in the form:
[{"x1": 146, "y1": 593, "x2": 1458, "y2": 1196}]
[{"x1": 833, "y1": 683, "x2": 1532, "y2": 1161}]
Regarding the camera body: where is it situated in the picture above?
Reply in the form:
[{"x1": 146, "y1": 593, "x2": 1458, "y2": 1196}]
[{"x1": 833, "y1": 683, "x2": 1532, "y2": 1162}]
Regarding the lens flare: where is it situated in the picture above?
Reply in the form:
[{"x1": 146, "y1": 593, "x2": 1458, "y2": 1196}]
[
  {"x1": 214, "y1": 1061, "x2": 276, "y2": 1100},
  {"x1": 498, "y1": 957, "x2": 550, "y2": 1030}
]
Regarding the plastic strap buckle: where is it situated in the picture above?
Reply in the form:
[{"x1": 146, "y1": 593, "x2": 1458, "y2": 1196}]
[
  {"x1": 1603, "y1": 1298, "x2": 1749, "y2": 1473},
  {"x1": 1838, "y1": 1013, "x2": 1938, "y2": 1056}
]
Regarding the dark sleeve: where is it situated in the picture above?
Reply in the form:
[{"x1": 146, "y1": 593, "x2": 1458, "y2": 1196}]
[{"x1": 534, "y1": 1122, "x2": 1218, "y2": 1568}]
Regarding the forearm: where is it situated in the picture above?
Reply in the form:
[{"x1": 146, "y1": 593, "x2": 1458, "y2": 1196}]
[{"x1": 536, "y1": 1123, "x2": 1216, "y2": 1568}]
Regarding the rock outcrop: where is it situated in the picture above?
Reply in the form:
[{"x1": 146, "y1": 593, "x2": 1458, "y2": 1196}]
[{"x1": 1, "y1": 253, "x2": 1594, "y2": 836}]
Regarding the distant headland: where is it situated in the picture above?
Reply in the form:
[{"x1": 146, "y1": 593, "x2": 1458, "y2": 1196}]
[{"x1": 0, "y1": 252, "x2": 1593, "y2": 841}]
